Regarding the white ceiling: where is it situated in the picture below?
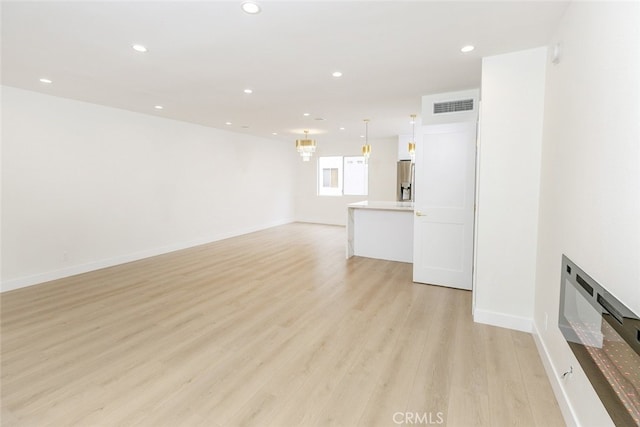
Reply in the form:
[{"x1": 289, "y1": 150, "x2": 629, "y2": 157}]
[{"x1": 1, "y1": 1, "x2": 568, "y2": 142}]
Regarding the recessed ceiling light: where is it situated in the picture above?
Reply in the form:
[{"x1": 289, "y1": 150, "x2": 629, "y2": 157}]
[
  {"x1": 461, "y1": 45, "x2": 475, "y2": 53},
  {"x1": 303, "y1": 113, "x2": 310, "y2": 116},
  {"x1": 332, "y1": 71, "x2": 343, "y2": 77},
  {"x1": 225, "y1": 121, "x2": 233, "y2": 125},
  {"x1": 132, "y1": 44, "x2": 148, "y2": 53},
  {"x1": 241, "y1": 2, "x2": 261, "y2": 14},
  {"x1": 243, "y1": 88, "x2": 253, "y2": 94},
  {"x1": 272, "y1": 132, "x2": 278, "y2": 135},
  {"x1": 339, "y1": 127, "x2": 345, "y2": 131},
  {"x1": 154, "y1": 105, "x2": 163, "y2": 110},
  {"x1": 39, "y1": 78, "x2": 52, "y2": 84}
]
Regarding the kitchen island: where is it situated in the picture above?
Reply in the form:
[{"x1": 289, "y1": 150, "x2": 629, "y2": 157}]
[{"x1": 346, "y1": 201, "x2": 414, "y2": 263}]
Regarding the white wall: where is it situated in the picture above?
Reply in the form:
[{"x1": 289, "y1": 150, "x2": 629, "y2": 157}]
[
  {"x1": 474, "y1": 47, "x2": 547, "y2": 332},
  {"x1": 533, "y1": 2, "x2": 639, "y2": 426},
  {"x1": 1, "y1": 86, "x2": 296, "y2": 291},
  {"x1": 294, "y1": 135, "x2": 397, "y2": 225}
]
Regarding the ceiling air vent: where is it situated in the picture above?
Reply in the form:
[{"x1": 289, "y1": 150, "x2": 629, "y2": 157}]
[{"x1": 433, "y1": 99, "x2": 474, "y2": 114}]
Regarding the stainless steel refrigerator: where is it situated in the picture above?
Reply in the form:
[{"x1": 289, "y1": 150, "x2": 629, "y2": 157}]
[{"x1": 397, "y1": 160, "x2": 414, "y2": 201}]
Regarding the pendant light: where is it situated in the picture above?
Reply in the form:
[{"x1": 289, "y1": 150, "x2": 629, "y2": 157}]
[
  {"x1": 408, "y1": 114, "x2": 417, "y2": 162},
  {"x1": 296, "y1": 130, "x2": 316, "y2": 162},
  {"x1": 361, "y1": 119, "x2": 371, "y2": 162}
]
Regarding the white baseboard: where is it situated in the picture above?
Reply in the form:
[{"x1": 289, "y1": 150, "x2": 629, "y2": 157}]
[
  {"x1": 531, "y1": 322, "x2": 579, "y2": 427},
  {"x1": 296, "y1": 218, "x2": 345, "y2": 226},
  {"x1": 473, "y1": 308, "x2": 533, "y2": 332},
  {"x1": 1, "y1": 219, "x2": 293, "y2": 293}
]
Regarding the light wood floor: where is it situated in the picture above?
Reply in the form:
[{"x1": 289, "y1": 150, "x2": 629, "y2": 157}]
[{"x1": 1, "y1": 223, "x2": 564, "y2": 427}]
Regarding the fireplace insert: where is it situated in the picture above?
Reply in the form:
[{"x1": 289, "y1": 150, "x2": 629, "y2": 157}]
[{"x1": 559, "y1": 255, "x2": 640, "y2": 426}]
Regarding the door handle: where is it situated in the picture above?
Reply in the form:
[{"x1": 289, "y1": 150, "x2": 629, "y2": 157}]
[{"x1": 415, "y1": 211, "x2": 427, "y2": 217}]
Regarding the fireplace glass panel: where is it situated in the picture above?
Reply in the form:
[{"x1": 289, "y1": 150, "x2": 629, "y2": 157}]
[{"x1": 559, "y1": 255, "x2": 640, "y2": 427}]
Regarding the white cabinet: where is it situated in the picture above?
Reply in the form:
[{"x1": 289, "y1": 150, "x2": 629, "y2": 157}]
[{"x1": 346, "y1": 201, "x2": 414, "y2": 263}]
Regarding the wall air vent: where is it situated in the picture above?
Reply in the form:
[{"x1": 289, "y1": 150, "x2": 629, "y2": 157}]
[
  {"x1": 433, "y1": 99, "x2": 474, "y2": 114},
  {"x1": 423, "y1": 89, "x2": 478, "y2": 126}
]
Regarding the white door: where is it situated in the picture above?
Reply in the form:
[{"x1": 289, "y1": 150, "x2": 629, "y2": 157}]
[{"x1": 413, "y1": 122, "x2": 476, "y2": 290}]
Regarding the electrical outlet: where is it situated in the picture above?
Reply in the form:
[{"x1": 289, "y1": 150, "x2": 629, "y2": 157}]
[{"x1": 562, "y1": 366, "x2": 573, "y2": 380}]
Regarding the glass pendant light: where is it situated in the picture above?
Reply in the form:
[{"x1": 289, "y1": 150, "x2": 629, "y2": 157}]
[
  {"x1": 361, "y1": 119, "x2": 371, "y2": 162},
  {"x1": 296, "y1": 130, "x2": 316, "y2": 162},
  {"x1": 408, "y1": 114, "x2": 416, "y2": 163}
]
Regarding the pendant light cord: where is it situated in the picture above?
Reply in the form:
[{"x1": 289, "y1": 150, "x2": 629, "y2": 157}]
[
  {"x1": 411, "y1": 115, "x2": 415, "y2": 141},
  {"x1": 365, "y1": 119, "x2": 369, "y2": 145}
]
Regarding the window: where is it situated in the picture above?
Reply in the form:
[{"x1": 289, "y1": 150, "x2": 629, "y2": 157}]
[
  {"x1": 318, "y1": 156, "x2": 343, "y2": 196},
  {"x1": 343, "y1": 156, "x2": 368, "y2": 195},
  {"x1": 317, "y1": 156, "x2": 368, "y2": 196},
  {"x1": 322, "y1": 167, "x2": 339, "y2": 188}
]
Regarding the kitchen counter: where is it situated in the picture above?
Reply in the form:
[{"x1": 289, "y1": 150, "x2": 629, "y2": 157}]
[
  {"x1": 347, "y1": 200, "x2": 414, "y2": 212},
  {"x1": 346, "y1": 201, "x2": 414, "y2": 262}
]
